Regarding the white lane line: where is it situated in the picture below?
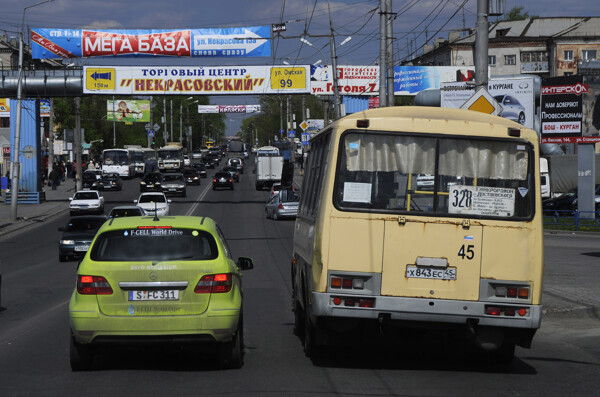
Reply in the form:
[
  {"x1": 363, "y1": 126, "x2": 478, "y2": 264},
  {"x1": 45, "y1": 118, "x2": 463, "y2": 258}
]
[{"x1": 186, "y1": 181, "x2": 212, "y2": 216}]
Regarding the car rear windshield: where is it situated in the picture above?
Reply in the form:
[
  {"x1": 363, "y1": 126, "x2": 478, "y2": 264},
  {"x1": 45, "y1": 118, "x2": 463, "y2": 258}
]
[
  {"x1": 163, "y1": 174, "x2": 183, "y2": 181},
  {"x1": 109, "y1": 208, "x2": 143, "y2": 218},
  {"x1": 66, "y1": 218, "x2": 106, "y2": 232},
  {"x1": 74, "y1": 192, "x2": 99, "y2": 200},
  {"x1": 90, "y1": 228, "x2": 219, "y2": 261},
  {"x1": 139, "y1": 194, "x2": 166, "y2": 203},
  {"x1": 280, "y1": 189, "x2": 299, "y2": 202}
]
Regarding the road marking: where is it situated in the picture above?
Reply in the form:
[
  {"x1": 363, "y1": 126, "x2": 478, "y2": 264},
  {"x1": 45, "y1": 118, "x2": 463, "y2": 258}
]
[{"x1": 185, "y1": 181, "x2": 212, "y2": 216}]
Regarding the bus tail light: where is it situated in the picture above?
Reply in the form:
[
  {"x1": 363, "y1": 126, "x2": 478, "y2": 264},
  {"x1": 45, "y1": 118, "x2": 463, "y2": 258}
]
[
  {"x1": 330, "y1": 276, "x2": 365, "y2": 290},
  {"x1": 493, "y1": 284, "x2": 530, "y2": 300},
  {"x1": 485, "y1": 305, "x2": 529, "y2": 317},
  {"x1": 332, "y1": 296, "x2": 375, "y2": 308},
  {"x1": 77, "y1": 275, "x2": 113, "y2": 295}
]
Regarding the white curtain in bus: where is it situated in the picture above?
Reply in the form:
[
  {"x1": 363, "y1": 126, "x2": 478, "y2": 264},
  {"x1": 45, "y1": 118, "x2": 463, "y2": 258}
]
[
  {"x1": 344, "y1": 134, "x2": 436, "y2": 174},
  {"x1": 438, "y1": 139, "x2": 528, "y2": 180}
]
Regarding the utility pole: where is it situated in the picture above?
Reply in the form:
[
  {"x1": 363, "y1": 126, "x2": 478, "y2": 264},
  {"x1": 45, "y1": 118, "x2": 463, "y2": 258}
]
[
  {"x1": 379, "y1": 0, "x2": 387, "y2": 107},
  {"x1": 286, "y1": 97, "x2": 290, "y2": 140},
  {"x1": 48, "y1": 98, "x2": 54, "y2": 179},
  {"x1": 10, "y1": 27, "x2": 24, "y2": 220},
  {"x1": 386, "y1": 0, "x2": 394, "y2": 107},
  {"x1": 148, "y1": 96, "x2": 153, "y2": 148},
  {"x1": 112, "y1": 95, "x2": 116, "y2": 147},
  {"x1": 170, "y1": 100, "x2": 173, "y2": 142},
  {"x1": 74, "y1": 97, "x2": 82, "y2": 191},
  {"x1": 280, "y1": 99, "x2": 283, "y2": 139},
  {"x1": 475, "y1": 0, "x2": 489, "y2": 90},
  {"x1": 163, "y1": 96, "x2": 167, "y2": 144},
  {"x1": 328, "y1": 2, "x2": 341, "y2": 119},
  {"x1": 179, "y1": 100, "x2": 183, "y2": 145}
]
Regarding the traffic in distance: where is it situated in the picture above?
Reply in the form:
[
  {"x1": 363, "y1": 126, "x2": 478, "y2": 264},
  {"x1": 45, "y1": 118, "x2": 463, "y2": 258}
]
[{"x1": 19, "y1": 107, "x2": 545, "y2": 372}]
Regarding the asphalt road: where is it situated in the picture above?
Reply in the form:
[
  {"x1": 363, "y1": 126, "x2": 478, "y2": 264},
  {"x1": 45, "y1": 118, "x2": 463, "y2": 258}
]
[{"x1": 1, "y1": 162, "x2": 599, "y2": 396}]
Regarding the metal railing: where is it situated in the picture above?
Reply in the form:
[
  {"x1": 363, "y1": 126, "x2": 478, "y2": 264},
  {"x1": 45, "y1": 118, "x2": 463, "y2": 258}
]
[{"x1": 543, "y1": 210, "x2": 600, "y2": 231}]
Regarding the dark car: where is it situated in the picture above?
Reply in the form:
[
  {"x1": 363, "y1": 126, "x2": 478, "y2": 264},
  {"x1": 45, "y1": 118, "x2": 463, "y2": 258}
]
[
  {"x1": 140, "y1": 172, "x2": 163, "y2": 192},
  {"x1": 222, "y1": 166, "x2": 240, "y2": 182},
  {"x1": 191, "y1": 162, "x2": 208, "y2": 178},
  {"x1": 107, "y1": 206, "x2": 144, "y2": 218},
  {"x1": 213, "y1": 171, "x2": 234, "y2": 190},
  {"x1": 58, "y1": 215, "x2": 107, "y2": 262},
  {"x1": 97, "y1": 174, "x2": 122, "y2": 191},
  {"x1": 542, "y1": 188, "x2": 578, "y2": 215},
  {"x1": 161, "y1": 173, "x2": 187, "y2": 197},
  {"x1": 182, "y1": 167, "x2": 201, "y2": 185},
  {"x1": 82, "y1": 172, "x2": 99, "y2": 190},
  {"x1": 203, "y1": 157, "x2": 215, "y2": 169},
  {"x1": 208, "y1": 152, "x2": 221, "y2": 166}
]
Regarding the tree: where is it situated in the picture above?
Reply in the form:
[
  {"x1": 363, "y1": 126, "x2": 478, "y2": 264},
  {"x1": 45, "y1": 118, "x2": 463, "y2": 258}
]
[{"x1": 500, "y1": 6, "x2": 536, "y2": 21}]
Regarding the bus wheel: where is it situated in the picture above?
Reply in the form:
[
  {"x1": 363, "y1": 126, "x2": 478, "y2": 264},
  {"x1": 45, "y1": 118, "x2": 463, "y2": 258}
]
[{"x1": 293, "y1": 298, "x2": 304, "y2": 337}]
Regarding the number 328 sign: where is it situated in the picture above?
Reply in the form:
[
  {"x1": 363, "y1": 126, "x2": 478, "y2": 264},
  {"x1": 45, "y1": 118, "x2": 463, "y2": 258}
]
[{"x1": 448, "y1": 185, "x2": 516, "y2": 217}]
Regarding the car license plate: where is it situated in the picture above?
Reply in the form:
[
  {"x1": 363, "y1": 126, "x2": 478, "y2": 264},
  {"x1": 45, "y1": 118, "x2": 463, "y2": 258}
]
[
  {"x1": 129, "y1": 290, "x2": 179, "y2": 301},
  {"x1": 406, "y1": 266, "x2": 456, "y2": 280},
  {"x1": 169, "y1": 188, "x2": 176, "y2": 191},
  {"x1": 74, "y1": 245, "x2": 89, "y2": 252}
]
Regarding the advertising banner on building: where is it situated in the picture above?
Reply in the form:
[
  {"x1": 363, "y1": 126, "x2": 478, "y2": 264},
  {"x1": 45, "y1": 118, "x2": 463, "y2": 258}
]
[
  {"x1": 394, "y1": 66, "x2": 476, "y2": 95},
  {"x1": 31, "y1": 26, "x2": 271, "y2": 59},
  {"x1": 84, "y1": 65, "x2": 310, "y2": 95},
  {"x1": 310, "y1": 65, "x2": 379, "y2": 95},
  {"x1": 0, "y1": 98, "x2": 10, "y2": 117},
  {"x1": 40, "y1": 99, "x2": 50, "y2": 117},
  {"x1": 106, "y1": 99, "x2": 150, "y2": 122},
  {"x1": 440, "y1": 77, "x2": 535, "y2": 130},
  {"x1": 197, "y1": 105, "x2": 261, "y2": 113},
  {"x1": 540, "y1": 75, "x2": 593, "y2": 143}
]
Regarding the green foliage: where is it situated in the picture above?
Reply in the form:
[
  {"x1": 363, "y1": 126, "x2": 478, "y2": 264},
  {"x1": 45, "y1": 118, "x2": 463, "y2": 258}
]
[
  {"x1": 52, "y1": 95, "x2": 226, "y2": 153},
  {"x1": 239, "y1": 95, "x2": 325, "y2": 146},
  {"x1": 500, "y1": 6, "x2": 536, "y2": 21}
]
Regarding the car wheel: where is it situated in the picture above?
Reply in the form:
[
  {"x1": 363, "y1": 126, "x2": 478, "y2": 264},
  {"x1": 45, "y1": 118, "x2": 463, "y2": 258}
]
[
  {"x1": 70, "y1": 334, "x2": 93, "y2": 371},
  {"x1": 273, "y1": 212, "x2": 278, "y2": 221},
  {"x1": 59, "y1": 255, "x2": 67, "y2": 262},
  {"x1": 218, "y1": 313, "x2": 244, "y2": 369},
  {"x1": 213, "y1": 186, "x2": 216, "y2": 190},
  {"x1": 231, "y1": 185, "x2": 234, "y2": 190},
  {"x1": 518, "y1": 112, "x2": 525, "y2": 125},
  {"x1": 182, "y1": 190, "x2": 187, "y2": 197},
  {"x1": 265, "y1": 209, "x2": 270, "y2": 219},
  {"x1": 69, "y1": 211, "x2": 75, "y2": 216}
]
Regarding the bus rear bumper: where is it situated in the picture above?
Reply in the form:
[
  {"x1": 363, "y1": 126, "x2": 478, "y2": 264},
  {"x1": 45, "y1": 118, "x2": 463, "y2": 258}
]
[{"x1": 311, "y1": 292, "x2": 542, "y2": 329}]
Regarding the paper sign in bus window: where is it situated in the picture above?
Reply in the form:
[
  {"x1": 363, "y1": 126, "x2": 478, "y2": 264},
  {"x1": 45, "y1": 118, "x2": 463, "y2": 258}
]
[
  {"x1": 343, "y1": 182, "x2": 372, "y2": 203},
  {"x1": 448, "y1": 185, "x2": 515, "y2": 217}
]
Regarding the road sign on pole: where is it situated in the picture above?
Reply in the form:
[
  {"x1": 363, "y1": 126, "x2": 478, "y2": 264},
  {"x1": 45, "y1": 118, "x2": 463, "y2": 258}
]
[
  {"x1": 461, "y1": 87, "x2": 503, "y2": 116},
  {"x1": 148, "y1": 130, "x2": 155, "y2": 138}
]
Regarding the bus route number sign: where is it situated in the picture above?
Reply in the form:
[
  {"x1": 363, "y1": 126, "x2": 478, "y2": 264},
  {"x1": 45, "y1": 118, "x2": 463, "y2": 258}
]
[{"x1": 270, "y1": 67, "x2": 306, "y2": 90}]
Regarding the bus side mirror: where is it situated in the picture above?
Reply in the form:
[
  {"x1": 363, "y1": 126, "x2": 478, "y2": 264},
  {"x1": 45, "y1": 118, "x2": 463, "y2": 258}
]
[{"x1": 237, "y1": 257, "x2": 254, "y2": 271}]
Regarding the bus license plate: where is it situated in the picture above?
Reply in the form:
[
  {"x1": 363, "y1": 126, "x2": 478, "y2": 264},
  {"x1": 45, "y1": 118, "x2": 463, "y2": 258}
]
[
  {"x1": 406, "y1": 266, "x2": 456, "y2": 280},
  {"x1": 129, "y1": 290, "x2": 179, "y2": 301}
]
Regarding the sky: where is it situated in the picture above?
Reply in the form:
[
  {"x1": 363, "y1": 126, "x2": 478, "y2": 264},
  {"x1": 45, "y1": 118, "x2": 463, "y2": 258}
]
[{"x1": 0, "y1": 0, "x2": 598, "y2": 134}]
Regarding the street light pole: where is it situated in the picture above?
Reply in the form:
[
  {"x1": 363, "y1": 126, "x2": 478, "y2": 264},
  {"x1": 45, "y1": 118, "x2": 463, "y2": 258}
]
[
  {"x1": 327, "y1": 1, "x2": 342, "y2": 119},
  {"x1": 10, "y1": 0, "x2": 54, "y2": 221}
]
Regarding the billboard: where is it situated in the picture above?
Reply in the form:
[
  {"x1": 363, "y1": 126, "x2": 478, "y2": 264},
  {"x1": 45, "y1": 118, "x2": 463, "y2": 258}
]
[
  {"x1": 310, "y1": 65, "x2": 379, "y2": 95},
  {"x1": 106, "y1": 99, "x2": 150, "y2": 123},
  {"x1": 0, "y1": 98, "x2": 9, "y2": 117},
  {"x1": 394, "y1": 66, "x2": 476, "y2": 95},
  {"x1": 197, "y1": 105, "x2": 261, "y2": 114},
  {"x1": 31, "y1": 26, "x2": 271, "y2": 59},
  {"x1": 84, "y1": 65, "x2": 310, "y2": 95},
  {"x1": 441, "y1": 77, "x2": 535, "y2": 130},
  {"x1": 540, "y1": 75, "x2": 600, "y2": 144}
]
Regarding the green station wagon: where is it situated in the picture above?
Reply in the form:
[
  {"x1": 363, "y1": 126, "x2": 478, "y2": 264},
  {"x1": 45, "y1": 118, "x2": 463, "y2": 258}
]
[{"x1": 69, "y1": 216, "x2": 253, "y2": 371}]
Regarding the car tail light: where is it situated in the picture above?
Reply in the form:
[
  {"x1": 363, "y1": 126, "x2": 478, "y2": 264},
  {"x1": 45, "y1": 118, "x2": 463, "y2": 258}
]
[
  {"x1": 194, "y1": 274, "x2": 232, "y2": 294},
  {"x1": 77, "y1": 275, "x2": 113, "y2": 295},
  {"x1": 278, "y1": 203, "x2": 284, "y2": 209},
  {"x1": 229, "y1": 179, "x2": 232, "y2": 183},
  {"x1": 213, "y1": 179, "x2": 217, "y2": 183}
]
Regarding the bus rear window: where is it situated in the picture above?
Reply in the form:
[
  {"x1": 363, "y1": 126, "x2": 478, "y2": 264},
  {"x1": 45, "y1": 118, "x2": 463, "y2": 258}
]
[
  {"x1": 90, "y1": 229, "x2": 218, "y2": 262},
  {"x1": 334, "y1": 131, "x2": 533, "y2": 220}
]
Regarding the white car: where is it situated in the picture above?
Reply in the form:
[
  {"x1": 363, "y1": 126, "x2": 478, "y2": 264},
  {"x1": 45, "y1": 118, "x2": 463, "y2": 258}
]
[
  {"x1": 134, "y1": 192, "x2": 171, "y2": 216},
  {"x1": 69, "y1": 190, "x2": 105, "y2": 215},
  {"x1": 183, "y1": 155, "x2": 191, "y2": 166}
]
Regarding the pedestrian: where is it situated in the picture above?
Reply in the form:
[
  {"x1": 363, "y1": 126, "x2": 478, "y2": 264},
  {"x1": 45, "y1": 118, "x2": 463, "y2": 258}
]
[
  {"x1": 298, "y1": 153, "x2": 304, "y2": 170},
  {"x1": 49, "y1": 167, "x2": 58, "y2": 190}
]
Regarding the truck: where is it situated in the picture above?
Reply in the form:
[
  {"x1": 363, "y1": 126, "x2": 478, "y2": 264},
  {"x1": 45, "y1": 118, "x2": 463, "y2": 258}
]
[
  {"x1": 540, "y1": 158, "x2": 550, "y2": 198},
  {"x1": 157, "y1": 143, "x2": 184, "y2": 172},
  {"x1": 228, "y1": 140, "x2": 244, "y2": 152},
  {"x1": 255, "y1": 146, "x2": 283, "y2": 190},
  {"x1": 544, "y1": 154, "x2": 600, "y2": 197}
]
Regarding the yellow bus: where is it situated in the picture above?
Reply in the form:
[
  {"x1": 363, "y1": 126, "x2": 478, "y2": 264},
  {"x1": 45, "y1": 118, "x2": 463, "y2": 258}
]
[
  {"x1": 205, "y1": 141, "x2": 214, "y2": 149},
  {"x1": 292, "y1": 106, "x2": 543, "y2": 363}
]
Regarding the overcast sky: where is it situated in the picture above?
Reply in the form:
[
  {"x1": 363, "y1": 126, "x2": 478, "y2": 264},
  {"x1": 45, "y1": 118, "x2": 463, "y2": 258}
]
[{"x1": 0, "y1": 0, "x2": 597, "y2": 134}]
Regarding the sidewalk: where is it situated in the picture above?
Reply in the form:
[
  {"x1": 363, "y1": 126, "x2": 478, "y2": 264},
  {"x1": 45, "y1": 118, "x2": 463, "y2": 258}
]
[{"x1": 0, "y1": 178, "x2": 75, "y2": 239}]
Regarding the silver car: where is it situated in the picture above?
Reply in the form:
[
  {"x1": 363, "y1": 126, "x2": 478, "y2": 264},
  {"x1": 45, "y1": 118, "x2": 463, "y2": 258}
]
[
  {"x1": 161, "y1": 173, "x2": 187, "y2": 197},
  {"x1": 494, "y1": 94, "x2": 526, "y2": 125},
  {"x1": 265, "y1": 189, "x2": 299, "y2": 220}
]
